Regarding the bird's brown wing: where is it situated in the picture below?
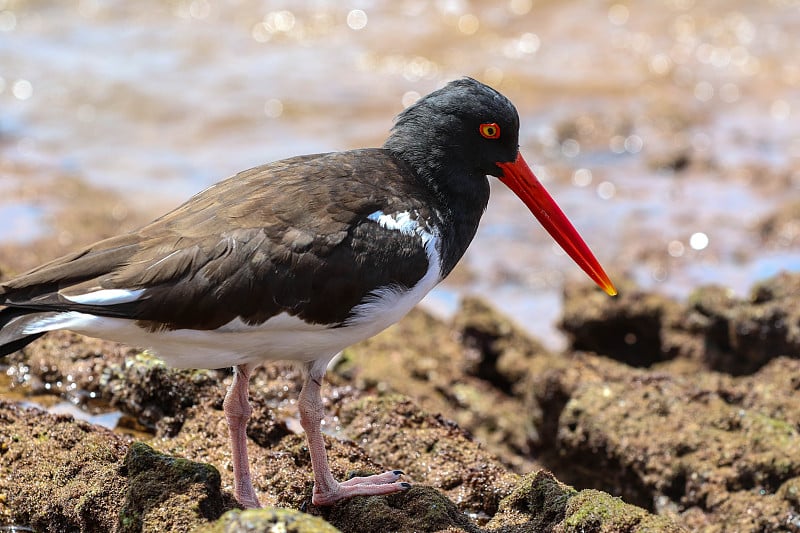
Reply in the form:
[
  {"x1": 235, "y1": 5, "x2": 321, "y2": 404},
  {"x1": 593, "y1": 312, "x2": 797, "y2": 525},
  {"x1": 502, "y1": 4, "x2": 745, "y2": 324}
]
[{"x1": 0, "y1": 150, "x2": 436, "y2": 330}]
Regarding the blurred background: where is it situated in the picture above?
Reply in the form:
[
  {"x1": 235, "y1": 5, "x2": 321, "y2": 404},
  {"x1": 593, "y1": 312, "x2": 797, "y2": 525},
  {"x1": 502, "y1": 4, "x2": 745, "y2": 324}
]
[{"x1": 1, "y1": 0, "x2": 799, "y2": 348}]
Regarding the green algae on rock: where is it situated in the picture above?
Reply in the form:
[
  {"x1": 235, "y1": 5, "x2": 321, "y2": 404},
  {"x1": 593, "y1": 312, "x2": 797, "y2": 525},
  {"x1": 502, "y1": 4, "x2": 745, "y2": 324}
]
[
  {"x1": 486, "y1": 471, "x2": 686, "y2": 533},
  {"x1": 199, "y1": 507, "x2": 341, "y2": 533},
  {"x1": 485, "y1": 470, "x2": 577, "y2": 532},
  {"x1": 119, "y1": 442, "x2": 226, "y2": 532},
  {"x1": 323, "y1": 486, "x2": 481, "y2": 533},
  {"x1": 556, "y1": 489, "x2": 687, "y2": 533}
]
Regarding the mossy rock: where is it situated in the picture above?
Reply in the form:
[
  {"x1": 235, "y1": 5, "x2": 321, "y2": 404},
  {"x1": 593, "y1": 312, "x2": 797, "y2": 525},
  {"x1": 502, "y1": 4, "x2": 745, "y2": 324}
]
[
  {"x1": 199, "y1": 507, "x2": 341, "y2": 533},
  {"x1": 324, "y1": 486, "x2": 480, "y2": 533},
  {"x1": 486, "y1": 470, "x2": 577, "y2": 532},
  {"x1": 118, "y1": 442, "x2": 225, "y2": 532},
  {"x1": 556, "y1": 489, "x2": 686, "y2": 532}
]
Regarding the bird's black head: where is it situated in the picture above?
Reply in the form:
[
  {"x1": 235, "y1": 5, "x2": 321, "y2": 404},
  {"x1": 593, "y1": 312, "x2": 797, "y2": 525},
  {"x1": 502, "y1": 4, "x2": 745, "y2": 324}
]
[
  {"x1": 384, "y1": 78, "x2": 520, "y2": 181},
  {"x1": 383, "y1": 78, "x2": 618, "y2": 298}
]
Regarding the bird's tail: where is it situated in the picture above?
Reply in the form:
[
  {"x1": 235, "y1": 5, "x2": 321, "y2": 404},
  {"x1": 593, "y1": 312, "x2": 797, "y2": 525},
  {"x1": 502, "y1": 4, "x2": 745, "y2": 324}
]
[{"x1": 0, "y1": 306, "x2": 46, "y2": 357}]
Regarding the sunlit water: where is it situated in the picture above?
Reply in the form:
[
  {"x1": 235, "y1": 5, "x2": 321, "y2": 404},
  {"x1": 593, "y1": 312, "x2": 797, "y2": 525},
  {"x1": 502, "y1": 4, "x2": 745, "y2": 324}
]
[{"x1": 1, "y1": 0, "x2": 799, "y2": 348}]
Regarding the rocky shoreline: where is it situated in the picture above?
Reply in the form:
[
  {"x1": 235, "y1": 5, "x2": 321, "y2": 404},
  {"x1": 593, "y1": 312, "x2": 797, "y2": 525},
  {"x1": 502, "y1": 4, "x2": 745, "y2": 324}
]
[{"x1": 1, "y1": 268, "x2": 799, "y2": 531}]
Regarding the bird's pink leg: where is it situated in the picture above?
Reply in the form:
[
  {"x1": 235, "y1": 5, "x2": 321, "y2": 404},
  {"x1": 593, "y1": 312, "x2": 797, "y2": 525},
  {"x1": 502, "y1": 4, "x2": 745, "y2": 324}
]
[
  {"x1": 299, "y1": 363, "x2": 410, "y2": 506},
  {"x1": 223, "y1": 364, "x2": 261, "y2": 509}
]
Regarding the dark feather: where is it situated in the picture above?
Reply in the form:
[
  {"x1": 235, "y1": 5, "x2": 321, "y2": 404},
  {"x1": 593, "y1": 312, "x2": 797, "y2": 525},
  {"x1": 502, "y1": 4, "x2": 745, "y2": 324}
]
[
  {"x1": 0, "y1": 306, "x2": 44, "y2": 357},
  {"x1": 1, "y1": 150, "x2": 437, "y2": 332}
]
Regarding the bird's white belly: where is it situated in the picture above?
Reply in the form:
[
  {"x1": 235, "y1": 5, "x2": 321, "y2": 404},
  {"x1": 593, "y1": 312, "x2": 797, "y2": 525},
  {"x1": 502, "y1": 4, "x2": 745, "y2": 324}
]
[
  {"x1": 73, "y1": 277, "x2": 438, "y2": 368},
  {"x1": 62, "y1": 312, "x2": 388, "y2": 369}
]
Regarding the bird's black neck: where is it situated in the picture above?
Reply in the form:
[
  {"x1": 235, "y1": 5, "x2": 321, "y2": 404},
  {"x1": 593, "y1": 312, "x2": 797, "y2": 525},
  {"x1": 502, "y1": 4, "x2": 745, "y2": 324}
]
[{"x1": 384, "y1": 135, "x2": 490, "y2": 279}]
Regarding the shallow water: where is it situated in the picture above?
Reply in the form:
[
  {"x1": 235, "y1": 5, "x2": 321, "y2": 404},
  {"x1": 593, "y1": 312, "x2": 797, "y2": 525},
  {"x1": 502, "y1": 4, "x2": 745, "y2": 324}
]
[{"x1": 1, "y1": 0, "x2": 799, "y2": 348}]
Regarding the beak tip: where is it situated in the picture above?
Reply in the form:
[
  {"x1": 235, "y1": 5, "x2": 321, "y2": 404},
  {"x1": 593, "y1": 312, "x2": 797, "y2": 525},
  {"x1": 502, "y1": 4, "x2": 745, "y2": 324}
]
[{"x1": 598, "y1": 277, "x2": 618, "y2": 297}]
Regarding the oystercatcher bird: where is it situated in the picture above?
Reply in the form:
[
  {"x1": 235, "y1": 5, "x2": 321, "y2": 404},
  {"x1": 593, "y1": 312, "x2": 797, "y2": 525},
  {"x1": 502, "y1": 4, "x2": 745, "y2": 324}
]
[{"x1": 0, "y1": 78, "x2": 616, "y2": 508}]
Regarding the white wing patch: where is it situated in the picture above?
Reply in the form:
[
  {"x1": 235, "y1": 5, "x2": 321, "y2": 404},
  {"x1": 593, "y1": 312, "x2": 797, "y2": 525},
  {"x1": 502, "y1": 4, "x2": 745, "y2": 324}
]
[
  {"x1": 367, "y1": 210, "x2": 434, "y2": 247},
  {"x1": 63, "y1": 289, "x2": 145, "y2": 306},
  {"x1": 23, "y1": 311, "x2": 101, "y2": 334},
  {"x1": 348, "y1": 211, "x2": 442, "y2": 328}
]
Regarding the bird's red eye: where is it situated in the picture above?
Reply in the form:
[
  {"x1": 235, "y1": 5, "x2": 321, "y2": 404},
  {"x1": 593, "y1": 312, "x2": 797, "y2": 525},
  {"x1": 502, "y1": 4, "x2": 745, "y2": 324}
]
[{"x1": 479, "y1": 123, "x2": 501, "y2": 139}]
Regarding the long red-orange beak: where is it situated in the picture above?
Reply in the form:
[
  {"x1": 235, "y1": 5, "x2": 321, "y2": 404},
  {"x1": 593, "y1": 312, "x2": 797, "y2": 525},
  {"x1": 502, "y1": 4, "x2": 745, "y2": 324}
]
[{"x1": 496, "y1": 152, "x2": 617, "y2": 296}]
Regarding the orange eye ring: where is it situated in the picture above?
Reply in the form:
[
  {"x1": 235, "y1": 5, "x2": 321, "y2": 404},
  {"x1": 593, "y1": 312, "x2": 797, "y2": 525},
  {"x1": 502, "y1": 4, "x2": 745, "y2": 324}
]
[{"x1": 479, "y1": 123, "x2": 501, "y2": 139}]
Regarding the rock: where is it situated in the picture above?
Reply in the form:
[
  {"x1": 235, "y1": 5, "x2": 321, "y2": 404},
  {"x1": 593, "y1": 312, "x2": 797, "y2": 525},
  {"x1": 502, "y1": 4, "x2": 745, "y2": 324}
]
[
  {"x1": 546, "y1": 358, "x2": 800, "y2": 529},
  {"x1": 563, "y1": 273, "x2": 800, "y2": 374},
  {"x1": 337, "y1": 395, "x2": 520, "y2": 517},
  {"x1": 324, "y1": 486, "x2": 481, "y2": 533},
  {"x1": 111, "y1": 354, "x2": 223, "y2": 436},
  {"x1": 0, "y1": 400, "x2": 237, "y2": 532},
  {"x1": 335, "y1": 305, "x2": 545, "y2": 473},
  {"x1": 199, "y1": 507, "x2": 340, "y2": 533},
  {"x1": 120, "y1": 442, "x2": 226, "y2": 532},
  {"x1": 5, "y1": 331, "x2": 224, "y2": 435},
  {"x1": 488, "y1": 471, "x2": 687, "y2": 532},
  {"x1": 758, "y1": 200, "x2": 800, "y2": 249},
  {"x1": 0, "y1": 401, "x2": 129, "y2": 532},
  {"x1": 560, "y1": 278, "x2": 685, "y2": 367},
  {"x1": 689, "y1": 274, "x2": 800, "y2": 374},
  {"x1": 486, "y1": 470, "x2": 577, "y2": 532},
  {"x1": 5, "y1": 272, "x2": 800, "y2": 531},
  {"x1": 555, "y1": 489, "x2": 687, "y2": 532}
]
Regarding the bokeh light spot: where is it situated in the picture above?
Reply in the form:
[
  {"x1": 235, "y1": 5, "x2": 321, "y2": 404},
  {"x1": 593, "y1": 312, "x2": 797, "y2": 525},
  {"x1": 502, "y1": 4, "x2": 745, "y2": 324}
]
[
  {"x1": 649, "y1": 53, "x2": 672, "y2": 75},
  {"x1": 518, "y1": 32, "x2": 540, "y2": 54},
  {"x1": 401, "y1": 91, "x2": 420, "y2": 108},
  {"x1": 561, "y1": 139, "x2": 580, "y2": 158},
  {"x1": 597, "y1": 181, "x2": 616, "y2": 199},
  {"x1": 689, "y1": 232, "x2": 709, "y2": 250},
  {"x1": 12, "y1": 79, "x2": 32, "y2": 100},
  {"x1": 771, "y1": 99, "x2": 791, "y2": 120},
  {"x1": 572, "y1": 168, "x2": 593, "y2": 187},
  {"x1": 667, "y1": 240, "x2": 685, "y2": 257},
  {"x1": 0, "y1": 10, "x2": 17, "y2": 31},
  {"x1": 624, "y1": 135, "x2": 643, "y2": 154},
  {"x1": 694, "y1": 81, "x2": 714, "y2": 102},
  {"x1": 509, "y1": 0, "x2": 532, "y2": 15},
  {"x1": 189, "y1": 0, "x2": 210, "y2": 19},
  {"x1": 347, "y1": 9, "x2": 368, "y2": 30}
]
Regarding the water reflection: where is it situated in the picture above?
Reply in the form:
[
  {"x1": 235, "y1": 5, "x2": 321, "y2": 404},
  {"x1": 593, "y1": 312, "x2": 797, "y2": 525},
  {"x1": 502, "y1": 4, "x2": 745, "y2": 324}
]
[{"x1": 0, "y1": 0, "x2": 799, "y2": 346}]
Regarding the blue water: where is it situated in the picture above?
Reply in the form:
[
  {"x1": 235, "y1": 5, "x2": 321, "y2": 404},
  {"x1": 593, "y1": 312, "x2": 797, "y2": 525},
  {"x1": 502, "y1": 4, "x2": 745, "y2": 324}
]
[{"x1": 0, "y1": 203, "x2": 46, "y2": 243}]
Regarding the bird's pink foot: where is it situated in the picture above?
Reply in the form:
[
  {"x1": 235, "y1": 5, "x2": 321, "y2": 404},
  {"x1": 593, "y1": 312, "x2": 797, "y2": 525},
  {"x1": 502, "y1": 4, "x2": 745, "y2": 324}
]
[
  {"x1": 312, "y1": 470, "x2": 410, "y2": 506},
  {"x1": 236, "y1": 487, "x2": 261, "y2": 510},
  {"x1": 299, "y1": 367, "x2": 411, "y2": 506}
]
